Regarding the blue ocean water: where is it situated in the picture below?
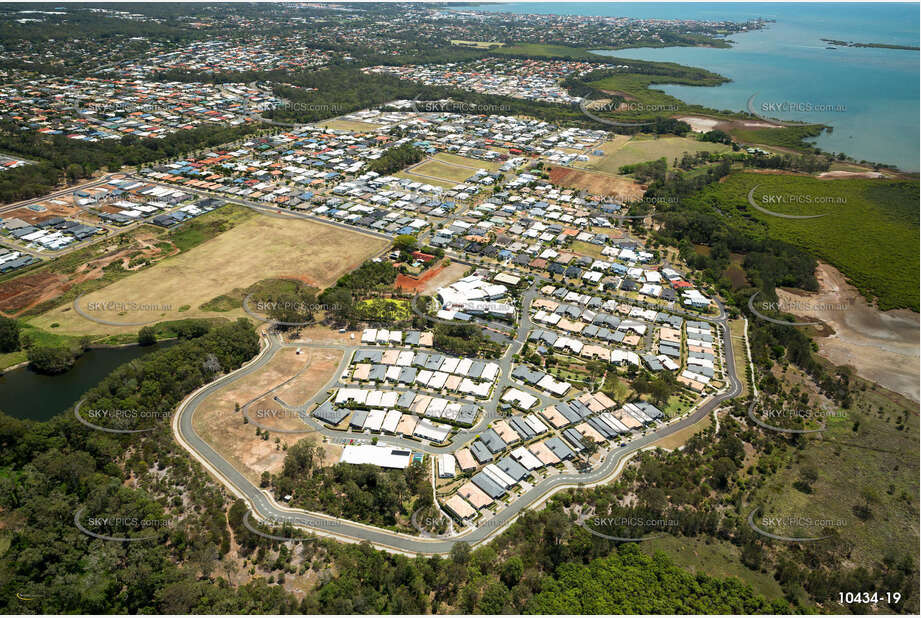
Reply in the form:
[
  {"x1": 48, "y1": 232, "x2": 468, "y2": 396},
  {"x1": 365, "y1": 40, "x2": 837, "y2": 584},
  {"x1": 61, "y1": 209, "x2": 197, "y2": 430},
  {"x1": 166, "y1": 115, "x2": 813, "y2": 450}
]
[{"x1": 463, "y1": 3, "x2": 920, "y2": 171}]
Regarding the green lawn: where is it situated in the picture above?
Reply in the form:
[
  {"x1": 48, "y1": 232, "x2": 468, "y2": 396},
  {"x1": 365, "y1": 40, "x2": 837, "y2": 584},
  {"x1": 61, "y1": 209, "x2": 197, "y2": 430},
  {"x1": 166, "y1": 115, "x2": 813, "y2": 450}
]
[
  {"x1": 0, "y1": 323, "x2": 86, "y2": 370},
  {"x1": 433, "y1": 152, "x2": 502, "y2": 171},
  {"x1": 411, "y1": 160, "x2": 476, "y2": 183}
]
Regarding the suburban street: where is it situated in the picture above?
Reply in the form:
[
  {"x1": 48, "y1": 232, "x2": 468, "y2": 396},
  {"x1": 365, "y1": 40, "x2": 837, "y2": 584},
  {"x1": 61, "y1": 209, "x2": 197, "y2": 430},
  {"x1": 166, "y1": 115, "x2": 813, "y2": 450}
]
[{"x1": 172, "y1": 280, "x2": 743, "y2": 555}]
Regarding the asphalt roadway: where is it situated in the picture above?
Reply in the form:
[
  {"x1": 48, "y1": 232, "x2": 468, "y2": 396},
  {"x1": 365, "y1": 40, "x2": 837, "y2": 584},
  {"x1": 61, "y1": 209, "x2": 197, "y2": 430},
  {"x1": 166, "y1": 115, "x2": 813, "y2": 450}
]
[{"x1": 173, "y1": 282, "x2": 742, "y2": 554}]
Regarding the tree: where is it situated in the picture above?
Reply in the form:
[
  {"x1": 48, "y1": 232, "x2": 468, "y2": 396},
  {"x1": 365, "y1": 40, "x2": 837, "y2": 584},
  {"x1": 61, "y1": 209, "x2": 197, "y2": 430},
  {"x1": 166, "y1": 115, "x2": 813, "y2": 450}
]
[
  {"x1": 266, "y1": 290, "x2": 315, "y2": 328},
  {"x1": 581, "y1": 435, "x2": 599, "y2": 460},
  {"x1": 711, "y1": 456, "x2": 735, "y2": 489},
  {"x1": 501, "y1": 555, "x2": 523, "y2": 587},
  {"x1": 393, "y1": 234, "x2": 417, "y2": 254},
  {"x1": 138, "y1": 326, "x2": 157, "y2": 346},
  {"x1": 0, "y1": 316, "x2": 20, "y2": 353},
  {"x1": 450, "y1": 542, "x2": 471, "y2": 565},
  {"x1": 27, "y1": 345, "x2": 77, "y2": 374}
]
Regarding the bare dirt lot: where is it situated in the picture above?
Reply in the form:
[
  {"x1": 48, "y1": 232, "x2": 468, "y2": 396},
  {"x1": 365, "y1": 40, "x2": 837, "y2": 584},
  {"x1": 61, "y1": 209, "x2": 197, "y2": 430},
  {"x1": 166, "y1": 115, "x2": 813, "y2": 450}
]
[
  {"x1": 274, "y1": 347, "x2": 344, "y2": 409},
  {"x1": 818, "y1": 170, "x2": 886, "y2": 179},
  {"x1": 395, "y1": 261, "x2": 467, "y2": 294},
  {"x1": 0, "y1": 229, "x2": 175, "y2": 317},
  {"x1": 193, "y1": 345, "x2": 344, "y2": 483},
  {"x1": 548, "y1": 166, "x2": 645, "y2": 201},
  {"x1": 193, "y1": 347, "x2": 310, "y2": 483},
  {"x1": 30, "y1": 215, "x2": 387, "y2": 335},
  {"x1": 777, "y1": 262, "x2": 920, "y2": 402},
  {"x1": 675, "y1": 116, "x2": 720, "y2": 133},
  {"x1": 4, "y1": 197, "x2": 84, "y2": 224}
]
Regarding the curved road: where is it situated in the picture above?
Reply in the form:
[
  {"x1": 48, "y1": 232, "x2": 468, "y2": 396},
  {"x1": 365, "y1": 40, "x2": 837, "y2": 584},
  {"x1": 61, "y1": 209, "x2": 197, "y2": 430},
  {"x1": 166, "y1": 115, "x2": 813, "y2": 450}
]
[{"x1": 173, "y1": 284, "x2": 742, "y2": 554}]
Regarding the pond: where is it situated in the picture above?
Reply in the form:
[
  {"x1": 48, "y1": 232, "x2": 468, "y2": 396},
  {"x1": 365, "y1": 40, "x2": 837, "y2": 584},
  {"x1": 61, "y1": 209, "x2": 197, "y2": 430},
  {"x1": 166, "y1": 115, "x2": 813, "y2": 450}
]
[{"x1": 0, "y1": 341, "x2": 177, "y2": 422}]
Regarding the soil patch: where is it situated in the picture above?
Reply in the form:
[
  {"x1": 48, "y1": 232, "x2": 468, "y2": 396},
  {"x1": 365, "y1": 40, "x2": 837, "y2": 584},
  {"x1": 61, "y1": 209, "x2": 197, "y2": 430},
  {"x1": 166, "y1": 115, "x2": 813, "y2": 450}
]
[
  {"x1": 776, "y1": 262, "x2": 919, "y2": 402},
  {"x1": 548, "y1": 166, "x2": 645, "y2": 201}
]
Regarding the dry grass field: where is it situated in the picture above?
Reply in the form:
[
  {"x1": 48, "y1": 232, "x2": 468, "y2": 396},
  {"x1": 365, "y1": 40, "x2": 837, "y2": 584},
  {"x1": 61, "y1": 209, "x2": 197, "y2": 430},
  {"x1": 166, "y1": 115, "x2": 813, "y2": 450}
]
[
  {"x1": 584, "y1": 135, "x2": 730, "y2": 174},
  {"x1": 192, "y1": 346, "x2": 344, "y2": 483},
  {"x1": 31, "y1": 214, "x2": 388, "y2": 335},
  {"x1": 411, "y1": 160, "x2": 476, "y2": 183},
  {"x1": 318, "y1": 118, "x2": 384, "y2": 132},
  {"x1": 433, "y1": 152, "x2": 502, "y2": 171},
  {"x1": 548, "y1": 167, "x2": 645, "y2": 201},
  {"x1": 192, "y1": 347, "x2": 313, "y2": 483}
]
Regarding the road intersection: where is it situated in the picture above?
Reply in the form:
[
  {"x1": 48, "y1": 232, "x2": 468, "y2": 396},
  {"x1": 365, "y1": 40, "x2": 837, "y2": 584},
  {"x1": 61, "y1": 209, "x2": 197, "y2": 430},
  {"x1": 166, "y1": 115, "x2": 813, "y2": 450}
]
[{"x1": 172, "y1": 272, "x2": 743, "y2": 554}]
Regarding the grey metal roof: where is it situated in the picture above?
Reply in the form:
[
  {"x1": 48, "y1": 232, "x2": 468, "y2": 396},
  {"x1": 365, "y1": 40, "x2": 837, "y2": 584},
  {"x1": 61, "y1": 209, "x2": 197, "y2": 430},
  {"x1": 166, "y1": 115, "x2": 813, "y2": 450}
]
[
  {"x1": 354, "y1": 350, "x2": 382, "y2": 363},
  {"x1": 635, "y1": 402, "x2": 664, "y2": 419},
  {"x1": 313, "y1": 402, "x2": 348, "y2": 425},
  {"x1": 369, "y1": 365, "x2": 387, "y2": 381},
  {"x1": 480, "y1": 428, "x2": 508, "y2": 454},
  {"x1": 508, "y1": 416, "x2": 534, "y2": 439},
  {"x1": 349, "y1": 409, "x2": 369, "y2": 428},
  {"x1": 471, "y1": 471, "x2": 505, "y2": 499},
  {"x1": 496, "y1": 456, "x2": 529, "y2": 482},
  {"x1": 469, "y1": 440, "x2": 493, "y2": 463},
  {"x1": 562, "y1": 428, "x2": 586, "y2": 451},
  {"x1": 544, "y1": 437, "x2": 575, "y2": 460},
  {"x1": 587, "y1": 417, "x2": 615, "y2": 439},
  {"x1": 397, "y1": 391, "x2": 416, "y2": 408}
]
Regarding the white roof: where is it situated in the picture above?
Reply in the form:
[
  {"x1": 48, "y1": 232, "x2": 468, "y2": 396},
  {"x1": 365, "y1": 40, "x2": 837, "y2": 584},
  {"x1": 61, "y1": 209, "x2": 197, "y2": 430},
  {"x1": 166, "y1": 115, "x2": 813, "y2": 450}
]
[
  {"x1": 340, "y1": 444, "x2": 411, "y2": 469},
  {"x1": 511, "y1": 445, "x2": 544, "y2": 470}
]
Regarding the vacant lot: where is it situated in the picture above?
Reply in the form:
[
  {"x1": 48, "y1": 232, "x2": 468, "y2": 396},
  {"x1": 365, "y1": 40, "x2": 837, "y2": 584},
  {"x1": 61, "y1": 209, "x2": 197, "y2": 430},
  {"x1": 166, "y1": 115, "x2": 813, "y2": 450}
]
[
  {"x1": 274, "y1": 347, "x2": 344, "y2": 410},
  {"x1": 32, "y1": 214, "x2": 388, "y2": 335},
  {"x1": 193, "y1": 347, "x2": 340, "y2": 483},
  {"x1": 0, "y1": 226, "x2": 178, "y2": 317},
  {"x1": 318, "y1": 118, "x2": 383, "y2": 132},
  {"x1": 585, "y1": 136, "x2": 730, "y2": 175},
  {"x1": 395, "y1": 170, "x2": 456, "y2": 189},
  {"x1": 434, "y1": 152, "x2": 502, "y2": 171},
  {"x1": 410, "y1": 160, "x2": 475, "y2": 183},
  {"x1": 403, "y1": 153, "x2": 501, "y2": 186},
  {"x1": 548, "y1": 166, "x2": 645, "y2": 201},
  {"x1": 450, "y1": 39, "x2": 504, "y2": 49},
  {"x1": 395, "y1": 260, "x2": 467, "y2": 294}
]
